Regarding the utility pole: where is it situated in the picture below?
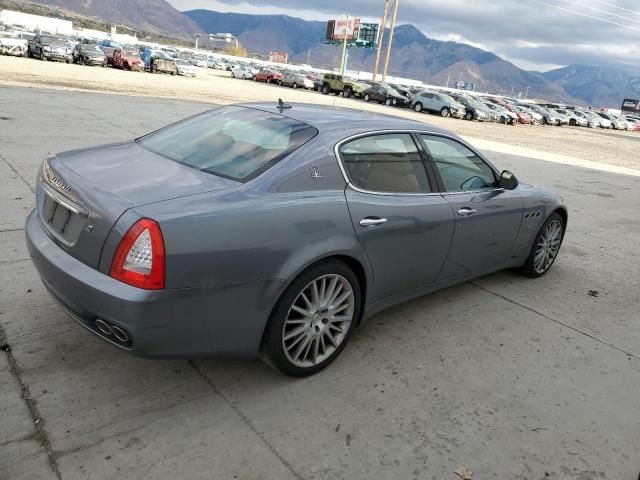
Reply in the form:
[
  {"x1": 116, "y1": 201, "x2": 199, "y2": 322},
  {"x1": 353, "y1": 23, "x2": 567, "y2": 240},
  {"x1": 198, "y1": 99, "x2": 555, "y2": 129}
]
[
  {"x1": 372, "y1": 0, "x2": 390, "y2": 81},
  {"x1": 525, "y1": 86, "x2": 530, "y2": 98},
  {"x1": 446, "y1": 72, "x2": 450, "y2": 88},
  {"x1": 307, "y1": 49, "x2": 311, "y2": 65},
  {"x1": 382, "y1": 0, "x2": 400, "y2": 82},
  {"x1": 339, "y1": 15, "x2": 350, "y2": 75},
  {"x1": 458, "y1": 71, "x2": 463, "y2": 88},
  {"x1": 425, "y1": 68, "x2": 430, "y2": 84}
]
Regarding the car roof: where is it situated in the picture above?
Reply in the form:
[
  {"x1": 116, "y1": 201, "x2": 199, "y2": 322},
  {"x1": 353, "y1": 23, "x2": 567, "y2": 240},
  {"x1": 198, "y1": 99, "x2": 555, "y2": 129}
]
[{"x1": 237, "y1": 102, "x2": 452, "y2": 138}]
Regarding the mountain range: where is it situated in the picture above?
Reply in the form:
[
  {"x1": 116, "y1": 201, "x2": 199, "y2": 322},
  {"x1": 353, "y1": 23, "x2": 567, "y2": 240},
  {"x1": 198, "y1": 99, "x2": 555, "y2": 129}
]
[{"x1": 7, "y1": 0, "x2": 640, "y2": 107}]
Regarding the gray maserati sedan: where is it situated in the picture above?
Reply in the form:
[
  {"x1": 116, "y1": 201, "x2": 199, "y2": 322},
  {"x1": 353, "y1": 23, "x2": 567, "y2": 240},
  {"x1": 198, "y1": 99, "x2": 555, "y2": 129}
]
[{"x1": 26, "y1": 102, "x2": 567, "y2": 376}]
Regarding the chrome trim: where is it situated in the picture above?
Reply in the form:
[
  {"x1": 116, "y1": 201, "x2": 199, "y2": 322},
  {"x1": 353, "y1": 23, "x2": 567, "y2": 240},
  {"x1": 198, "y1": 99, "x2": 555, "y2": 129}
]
[
  {"x1": 41, "y1": 183, "x2": 89, "y2": 217},
  {"x1": 359, "y1": 218, "x2": 388, "y2": 227},
  {"x1": 333, "y1": 129, "x2": 502, "y2": 197}
]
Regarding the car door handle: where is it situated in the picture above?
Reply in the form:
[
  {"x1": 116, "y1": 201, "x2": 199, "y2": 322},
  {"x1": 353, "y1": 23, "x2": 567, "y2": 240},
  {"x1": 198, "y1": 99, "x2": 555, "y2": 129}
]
[
  {"x1": 457, "y1": 208, "x2": 477, "y2": 216},
  {"x1": 359, "y1": 217, "x2": 388, "y2": 227}
]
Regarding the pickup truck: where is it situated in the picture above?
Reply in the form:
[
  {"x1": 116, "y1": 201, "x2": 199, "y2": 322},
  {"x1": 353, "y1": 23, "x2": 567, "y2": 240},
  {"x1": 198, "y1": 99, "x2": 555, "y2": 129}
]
[
  {"x1": 142, "y1": 49, "x2": 177, "y2": 75},
  {"x1": 108, "y1": 47, "x2": 143, "y2": 71},
  {"x1": 28, "y1": 34, "x2": 71, "y2": 63},
  {"x1": 320, "y1": 74, "x2": 369, "y2": 98},
  {"x1": 253, "y1": 69, "x2": 283, "y2": 83}
]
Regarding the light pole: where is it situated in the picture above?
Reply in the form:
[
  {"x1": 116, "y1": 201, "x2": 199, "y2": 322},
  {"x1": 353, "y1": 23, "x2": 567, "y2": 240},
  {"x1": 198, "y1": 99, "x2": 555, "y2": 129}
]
[
  {"x1": 372, "y1": 0, "x2": 390, "y2": 81},
  {"x1": 339, "y1": 15, "x2": 350, "y2": 75},
  {"x1": 382, "y1": 0, "x2": 400, "y2": 82},
  {"x1": 525, "y1": 86, "x2": 530, "y2": 98}
]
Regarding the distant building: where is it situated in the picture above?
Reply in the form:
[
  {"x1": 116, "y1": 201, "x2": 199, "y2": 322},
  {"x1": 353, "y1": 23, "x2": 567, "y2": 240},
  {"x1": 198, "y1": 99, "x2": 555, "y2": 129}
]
[{"x1": 0, "y1": 10, "x2": 73, "y2": 35}]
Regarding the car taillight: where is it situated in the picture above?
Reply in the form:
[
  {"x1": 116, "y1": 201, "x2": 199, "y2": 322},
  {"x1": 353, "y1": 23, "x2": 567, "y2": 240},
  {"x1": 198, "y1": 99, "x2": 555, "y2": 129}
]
[{"x1": 110, "y1": 218, "x2": 165, "y2": 290}]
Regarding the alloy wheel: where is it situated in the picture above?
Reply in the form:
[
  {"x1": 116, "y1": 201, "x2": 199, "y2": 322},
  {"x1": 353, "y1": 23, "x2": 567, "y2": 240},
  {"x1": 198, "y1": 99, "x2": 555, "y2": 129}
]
[
  {"x1": 282, "y1": 274, "x2": 355, "y2": 368},
  {"x1": 533, "y1": 219, "x2": 563, "y2": 274}
]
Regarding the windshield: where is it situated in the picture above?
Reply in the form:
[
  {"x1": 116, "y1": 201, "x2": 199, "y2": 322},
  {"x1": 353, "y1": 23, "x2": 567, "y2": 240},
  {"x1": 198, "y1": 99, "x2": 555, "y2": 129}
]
[
  {"x1": 175, "y1": 59, "x2": 189, "y2": 65},
  {"x1": 137, "y1": 107, "x2": 318, "y2": 182},
  {"x1": 40, "y1": 35, "x2": 63, "y2": 44}
]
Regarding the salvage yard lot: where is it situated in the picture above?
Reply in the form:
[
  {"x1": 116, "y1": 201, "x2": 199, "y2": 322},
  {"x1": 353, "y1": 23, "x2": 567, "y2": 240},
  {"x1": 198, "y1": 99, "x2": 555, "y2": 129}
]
[{"x1": 1, "y1": 86, "x2": 639, "y2": 480}]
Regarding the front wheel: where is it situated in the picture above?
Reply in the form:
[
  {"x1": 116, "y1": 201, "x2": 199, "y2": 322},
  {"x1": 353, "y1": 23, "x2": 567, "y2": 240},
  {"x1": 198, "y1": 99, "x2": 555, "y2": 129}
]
[
  {"x1": 364, "y1": 93, "x2": 370, "y2": 102},
  {"x1": 465, "y1": 111, "x2": 474, "y2": 121},
  {"x1": 441, "y1": 107, "x2": 451, "y2": 118},
  {"x1": 385, "y1": 98, "x2": 393, "y2": 106},
  {"x1": 293, "y1": 82, "x2": 298, "y2": 89},
  {"x1": 343, "y1": 88, "x2": 351, "y2": 98},
  {"x1": 278, "y1": 80, "x2": 283, "y2": 86},
  {"x1": 520, "y1": 213, "x2": 565, "y2": 278},
  {"x1": 260, "y1": 260, "x2": 361, "y2": 376}
]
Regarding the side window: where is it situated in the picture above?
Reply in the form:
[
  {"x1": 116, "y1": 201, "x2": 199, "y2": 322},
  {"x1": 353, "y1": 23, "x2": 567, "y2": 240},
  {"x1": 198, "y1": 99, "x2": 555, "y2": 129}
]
[
  {"x1": 420, "y1": 135, "x2": 496, "y2": 192},
  {"x1": 339, "y1": 133, "x2": 432, "y2": 194},
  {"x1": 423, "y1": 92, "x2": 433, "y2": 100}
]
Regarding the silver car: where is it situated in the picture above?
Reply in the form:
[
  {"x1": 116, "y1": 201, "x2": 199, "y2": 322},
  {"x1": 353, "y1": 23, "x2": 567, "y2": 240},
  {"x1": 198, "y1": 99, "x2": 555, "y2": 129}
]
[
  {"x1": 412, "y1": 90, "x2": 465, "y2": 118},
  {"x1": 26, "y1": 103, "x2": 567, "y2": 376}
]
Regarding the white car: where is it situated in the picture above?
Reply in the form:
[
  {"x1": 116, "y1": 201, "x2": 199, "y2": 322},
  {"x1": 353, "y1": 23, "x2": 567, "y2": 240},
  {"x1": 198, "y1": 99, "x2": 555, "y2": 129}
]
[
  {"x1": 175, "y1": 59, "x2": 196, "y2": 77},
  {"x1": 231, "y1": 65, "x2": 253, "y2": 79},
  {"x1": 0, "y1": 32, "x2": 28, "y2": 57}
]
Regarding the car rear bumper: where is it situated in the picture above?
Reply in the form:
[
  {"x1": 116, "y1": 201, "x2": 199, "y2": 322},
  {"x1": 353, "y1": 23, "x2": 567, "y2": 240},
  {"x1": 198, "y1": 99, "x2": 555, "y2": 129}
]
[{"x1": 25, "y1": 208, "x2": 282, "y2": 359}]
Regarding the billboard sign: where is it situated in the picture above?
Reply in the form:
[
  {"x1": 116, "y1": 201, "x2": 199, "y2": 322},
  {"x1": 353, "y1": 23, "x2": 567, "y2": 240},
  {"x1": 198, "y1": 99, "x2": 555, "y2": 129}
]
[
  {"x1": 327, "y1": 18, "x2": 361, "y2": 41},
  {"x1": 269, "y1": 51, "x2": 288, "y2": 63},
  {"x1": 621, "y1": 98, "x2": 640, "y2": 113}
]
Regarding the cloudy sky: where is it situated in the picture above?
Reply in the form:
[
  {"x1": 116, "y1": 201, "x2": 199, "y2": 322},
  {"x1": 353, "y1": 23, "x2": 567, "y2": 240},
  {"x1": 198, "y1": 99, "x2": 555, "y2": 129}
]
[{"x1": 167, "y1": 0, "x2": 640, "y2": 72}]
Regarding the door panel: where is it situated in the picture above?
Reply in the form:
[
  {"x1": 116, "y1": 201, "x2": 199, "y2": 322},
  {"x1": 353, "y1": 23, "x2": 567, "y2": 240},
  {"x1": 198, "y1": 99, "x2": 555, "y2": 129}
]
[
  {"x1": 438, "y1": 189, "x2": 523, "y2": 278},
  {"x1": 418, "y1": 134, "x2": 524, "y2": 278},
  {"x1": 346, "y1": 188, "x2": 454, "y2": 302}
]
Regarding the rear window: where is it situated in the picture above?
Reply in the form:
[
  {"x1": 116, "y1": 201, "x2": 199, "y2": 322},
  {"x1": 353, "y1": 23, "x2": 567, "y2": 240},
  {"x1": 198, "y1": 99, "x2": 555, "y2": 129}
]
[{"x1": 137, "y1": 106, "x2": 318, "y2": 182}]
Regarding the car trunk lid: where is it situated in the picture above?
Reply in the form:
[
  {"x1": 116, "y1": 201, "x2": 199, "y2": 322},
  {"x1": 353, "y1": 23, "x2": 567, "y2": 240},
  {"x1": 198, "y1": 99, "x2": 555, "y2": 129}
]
[{"x1": 36, "y1": 141, "x2": 237, "y2": 269}]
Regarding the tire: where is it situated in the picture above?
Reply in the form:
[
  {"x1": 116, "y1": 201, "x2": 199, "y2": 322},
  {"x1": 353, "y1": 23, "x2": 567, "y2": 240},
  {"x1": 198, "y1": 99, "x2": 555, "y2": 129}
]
[
  {"x1": 364, "y1": 93, "x2": 370, "y2": 102},
  {"x1": 152, "y1": 64, "x2": 158, "y2": 74},
  {"x1": 441, "y1": 107, "x2": 451, "y2": 118},
  {"x1": 253, "y1": 76, "x2": 257, "y2": 81},
  {"x1": 569, "y1": 119, "x2": 576, "y2": 126},
  {"x1": 343, "y1": 88, "x2": 351, "y2": 98},
  {"x1": 242, "y1": 74, "x2": 246, "y2": 79},
  {"x1": 278, "y1": 80, "x2": 283, "y2": 86},
  {"x1": 465, "y1": 111, "x2": 474, "y2": 121},
  {"x1": 260, "y1": 259, "x2": 361, "y2": 377},
  {"x1": 414, "y1": 102, "x2": 423, "y2": 113},
  {"x1": 385, "y1": 98, "x2": 393, "y2": 106},
  {"x1": 520, "y1": 213, "x2": 565, "y2": 278},
  {"x1": 267, "y1": 78, "x2": 271, "y2": 84},
  {"x1": 293, "y1": 82, "x2": 298, "y2": 89},
  {"x1": 321, "y1": 84, "x2": 330, "y2": 95}
]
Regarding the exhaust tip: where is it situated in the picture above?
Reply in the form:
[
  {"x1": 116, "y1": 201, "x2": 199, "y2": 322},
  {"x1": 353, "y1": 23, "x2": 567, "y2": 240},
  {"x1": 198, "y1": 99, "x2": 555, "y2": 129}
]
[
  {"x1": 95, "y1": 319, "x2": 112, "y2": 336},
  {"x1": 111, "y1": 325, "x2": 130, "y2": 343}
]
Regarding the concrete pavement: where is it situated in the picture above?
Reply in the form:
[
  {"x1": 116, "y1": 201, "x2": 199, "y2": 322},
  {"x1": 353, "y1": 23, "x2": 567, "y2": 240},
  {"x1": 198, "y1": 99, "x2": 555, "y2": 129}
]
[{"x1": 1, "y1": 86, "x2": 638, "y2": 480}]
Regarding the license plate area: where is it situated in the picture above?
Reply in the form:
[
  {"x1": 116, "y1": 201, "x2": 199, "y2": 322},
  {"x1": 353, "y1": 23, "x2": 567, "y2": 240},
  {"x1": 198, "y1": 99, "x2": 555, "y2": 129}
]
[{"x1": 41, "y1": 193, "x2": 85, "y2": 246}]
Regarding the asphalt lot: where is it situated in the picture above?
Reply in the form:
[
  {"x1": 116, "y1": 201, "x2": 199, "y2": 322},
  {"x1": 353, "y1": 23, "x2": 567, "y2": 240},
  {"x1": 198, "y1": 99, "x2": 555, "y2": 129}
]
[{"x1": 1, "y1": 86, "x2": 639, "y2": 480}]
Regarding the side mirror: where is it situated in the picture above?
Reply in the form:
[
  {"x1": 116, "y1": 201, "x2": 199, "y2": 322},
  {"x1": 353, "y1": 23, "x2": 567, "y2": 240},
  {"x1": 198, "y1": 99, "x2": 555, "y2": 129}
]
[{"x1": 498, "y1": 170, "x2": 518, "y2": 190}]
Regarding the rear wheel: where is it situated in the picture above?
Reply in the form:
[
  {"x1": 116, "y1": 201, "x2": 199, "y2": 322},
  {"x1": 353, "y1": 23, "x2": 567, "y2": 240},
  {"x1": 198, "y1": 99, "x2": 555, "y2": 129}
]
[
  {"x1": 321, "y1": 84, "x2": 330, "y2": 95},
  {"x1": 465, "y1": 111, "x2": 474, "y2": 121},
  {"x1": 520, "y1": 213, "x2": 565, "y2": 278},
  {"x1": 414, "y1": 102, "x2": 423, "y2": 113},
  {"x1": 260, "y1": 260, "x2": 361, "y2": 377},
  {"x1": 441, "y1": 107, "x2": 451, "y2": 118},
  {"x1": 293, "y1": 82, "x2": 298, "y2": 89},
  {"x1": 364, "y1": 93, "x2": 370, "y2": 102}
]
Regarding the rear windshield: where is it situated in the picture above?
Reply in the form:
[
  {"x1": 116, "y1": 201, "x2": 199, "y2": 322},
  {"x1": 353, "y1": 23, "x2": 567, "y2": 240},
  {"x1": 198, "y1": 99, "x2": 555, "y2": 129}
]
[{"x1": 137, "y1": 106, "x2": 318, "y2": 182}]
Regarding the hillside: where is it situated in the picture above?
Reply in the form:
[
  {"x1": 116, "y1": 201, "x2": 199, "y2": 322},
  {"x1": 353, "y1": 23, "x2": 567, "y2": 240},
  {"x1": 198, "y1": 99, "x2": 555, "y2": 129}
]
[
  {"x1": 185, "y1": 9, "x2": 576, "y2": 103},
  {"x1": 8, "y1": 0, "x2": 202, "y2": 39},
  {"x1": 543, "y1": 64, "x2": 640, "y2": 108}
]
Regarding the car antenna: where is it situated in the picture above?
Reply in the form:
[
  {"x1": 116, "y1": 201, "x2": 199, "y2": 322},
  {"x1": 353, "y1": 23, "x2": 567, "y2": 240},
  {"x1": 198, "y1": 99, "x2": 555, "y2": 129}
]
[{"x1": 278, "y1": 98, "x2": 292, "y2": 110}]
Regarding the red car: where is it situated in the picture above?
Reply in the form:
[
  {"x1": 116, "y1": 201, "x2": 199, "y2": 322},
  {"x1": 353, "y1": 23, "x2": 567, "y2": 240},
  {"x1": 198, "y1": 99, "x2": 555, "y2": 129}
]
[
  {"x1": 253, "y1": 69, "x2": 283, "y2": 83},
  {"x1": 108, "y1": 47, "x2": 144, "y2": 71},
  {"x1": 506, "y1": 104, "x2": 533, "y2": 125}
]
